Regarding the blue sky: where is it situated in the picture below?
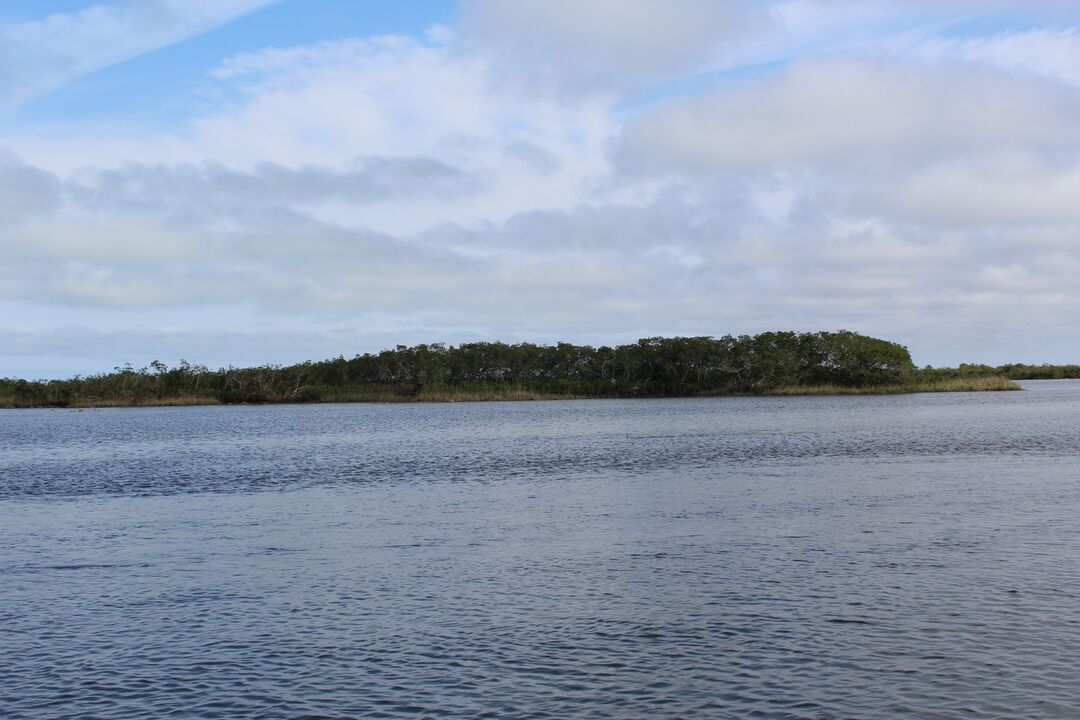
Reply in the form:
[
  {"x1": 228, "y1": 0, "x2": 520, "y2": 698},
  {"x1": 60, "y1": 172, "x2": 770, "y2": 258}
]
[
  {"x1": 6, "y1": 1, "x2": 455, "y2": 128},
  {"x1": 3, "y1": 0, "x2": 1080, "y2": 378}
]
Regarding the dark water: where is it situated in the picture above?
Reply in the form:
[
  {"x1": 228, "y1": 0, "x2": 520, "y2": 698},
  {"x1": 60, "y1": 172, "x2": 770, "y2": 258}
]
[{"x1": 3, "y1": 381, "x2": 1080, "y2": 718}]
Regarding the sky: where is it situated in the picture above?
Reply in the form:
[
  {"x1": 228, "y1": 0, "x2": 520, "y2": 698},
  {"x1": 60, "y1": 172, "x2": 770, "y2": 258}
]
[{"x1": 3, "y1": 0, "x2": 1080, "y2": 378}]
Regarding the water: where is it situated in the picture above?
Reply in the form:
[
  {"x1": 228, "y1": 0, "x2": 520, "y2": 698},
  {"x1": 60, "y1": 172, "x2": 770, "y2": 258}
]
[{"x1": 2, "y1": 381, "x2": 1080, "y2": 718}]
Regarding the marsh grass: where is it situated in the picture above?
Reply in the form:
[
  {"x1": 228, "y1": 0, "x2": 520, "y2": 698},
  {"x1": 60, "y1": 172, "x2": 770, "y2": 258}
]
[
  {"x1": 416, "y1": 386, "x2": 583, "y2": 402},
  {"x1": 0, "y1": 395, "x2": 223, "y2": 409},
  {"x1": 0, "y1": 376, "x2": 1021, "y2": 408},
  {"x1": 767, "y1": 375, "x2": 1021, "y2": 396},
  {"x1": 90, "y1": 395, "x2": 223, "y2": 407}
]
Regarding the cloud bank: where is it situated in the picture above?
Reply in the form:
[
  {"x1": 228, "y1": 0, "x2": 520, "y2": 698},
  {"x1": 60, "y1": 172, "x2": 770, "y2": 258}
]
[{"x1": 3, "y1": 0, "x2": 1080, "y2": 377}]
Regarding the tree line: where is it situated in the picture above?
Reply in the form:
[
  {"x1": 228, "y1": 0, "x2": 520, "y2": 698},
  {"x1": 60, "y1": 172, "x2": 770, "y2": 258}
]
[
  {"x1": 1, "y1": 331, "x2": 925, "y2": 407},
  {"x1": 920, "y1": 362, "x2": 1080, "y2": 382}
]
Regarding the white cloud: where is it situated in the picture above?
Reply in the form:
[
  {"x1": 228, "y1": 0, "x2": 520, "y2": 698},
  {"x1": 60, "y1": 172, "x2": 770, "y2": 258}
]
[
  {"x1": 884, "y1": 152, "x2": 1080, "y2": 225},
  {"x1": 186, "y1": 35, "x2": 621, "y2": 234},
  {"x1": 75, "y1": 156, "x2": 482, "y2": 212},
  {"x1": 914, "y1": 28, "x2": 1080, "y2": 86},
  {"x1": 458, "y1": 0, "x2": 759, "y2": 95},
  {"x1": 616, "y1": 59, "x2": 1080, "y2": 172},
  {"x1": 0, "y1": 148, "x2": 61, "y2": 220}
]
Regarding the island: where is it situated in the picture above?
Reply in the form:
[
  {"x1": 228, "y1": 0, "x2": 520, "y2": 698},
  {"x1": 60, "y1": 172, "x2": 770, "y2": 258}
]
[{"x1": 3, "y1": 330, "x2": 1070, "y2": 408}]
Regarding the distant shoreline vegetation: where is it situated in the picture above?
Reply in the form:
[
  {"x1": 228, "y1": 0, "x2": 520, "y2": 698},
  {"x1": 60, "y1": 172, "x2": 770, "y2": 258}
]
[{"x1": 0, "y1": 330, "x2": 1057, "y2": 409}]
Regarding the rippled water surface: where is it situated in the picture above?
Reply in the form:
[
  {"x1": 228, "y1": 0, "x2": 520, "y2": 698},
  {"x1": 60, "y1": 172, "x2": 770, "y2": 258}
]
[{"x1": 3, "y1": 381, "x2": 1080, "y2": 718}]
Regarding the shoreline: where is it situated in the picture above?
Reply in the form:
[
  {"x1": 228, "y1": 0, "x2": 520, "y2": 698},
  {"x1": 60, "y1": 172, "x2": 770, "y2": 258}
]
[{"x1": 0, "y1": 376, "x2": 1021, "y2": 409}]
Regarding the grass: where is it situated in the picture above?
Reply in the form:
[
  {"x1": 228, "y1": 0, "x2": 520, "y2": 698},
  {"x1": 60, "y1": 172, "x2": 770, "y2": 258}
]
[
  {"x1": 767, "y1": 375, "x2": 1021, "y2": 396},
  {"x1": 0, "y1": 395, "x2": 221, "y2": 409},
  {"x1": 302, "y1": 386, "x2": 583, "y2": 403},
  {"x1": 88, "y1": 395, "x2": 222, "y2": 407},
  {"x1": 0, "y1": 388, "x2": 582, "y2": 408},
  {"x1": 0, "y1": 376, "x2": 1022, "y2": 409},
  {"x1": 416, "y1": 386, "x2": 583, "y2": 402}
]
